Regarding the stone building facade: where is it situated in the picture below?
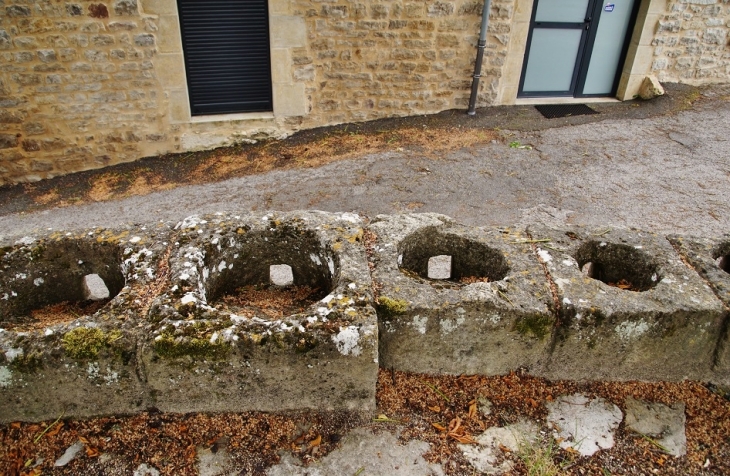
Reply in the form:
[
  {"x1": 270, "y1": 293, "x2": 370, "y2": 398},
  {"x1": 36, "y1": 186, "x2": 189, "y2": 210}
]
[{"x1": 0, "y1": 0, "x2": 728, "y2": 184}]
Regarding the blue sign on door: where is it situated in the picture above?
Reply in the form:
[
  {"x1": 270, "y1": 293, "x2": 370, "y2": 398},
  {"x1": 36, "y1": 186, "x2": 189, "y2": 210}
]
[{"x1": 604, "y1": 3, "x2": 615, "y2": 12}]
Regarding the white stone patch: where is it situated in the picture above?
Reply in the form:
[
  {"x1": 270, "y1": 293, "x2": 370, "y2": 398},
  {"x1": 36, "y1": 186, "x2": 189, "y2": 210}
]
[
  {"x1": 321, "y1": 294, "x2": 334, "y2": 304},
  {"x1": 348, "y1": 282, "x2": 357, "y2": 290},
  {"x1": 129, "y1": 236, "x2": 141, "y2": 243},
  {"x1": 332, "y1": 326, "x2": 361, "y2": 356},
  {"x1": 180, "y1": 273, "x2": 190, "y2": 281},
  {"x1": 0, "y1": 366, "x2": 11, "y2": 388},
  {"x1": 54, "y1": 441, "x2": 85, "y2": 467},
  {"x1": 5, "y1": 348, "x2": 23, "y2": 361},
  {"x1": 270, "y1": 264, "x2": 294, "y2": 286},
  {"x1": 615, "y1": 320, "x2": 652, "y2": 341},
  {"x1": 83, "y1": 274, "x2": 110, "y2": 301},
  {"x1": 309, "y1": 253, "x2": 322, "y2": 265},
  {"x1": 412, "y1": 315, "x2": 428, "y2": 334},
  {"x1": 16, "y1": 236, "x2": 36, "y2": 245},
  {"x1": 133, "y1": 463, "x2": 160, "y2": 476},
  {"x1": 428, "y1": 255, "x2": 452, "y2": 280},
  {"x1": 327, "y1": 256, "x2": 335, "y2": 276},
  {"x1": 218, "y1": 261, "x2": 227, "y2": 272},
  {"x1": 459, "y1": 420, "x2": 538, "y2": 475},
  {"x1": 562, "y1": 258, "x2": 577, "y2": 267},
  {"x1": 33, "y1": 277, "x2": 44, "y2": 286},
  {"x1": 177, "y1": 215, "x2": 204, "y2": 230},
  {"x1": 625, "y1": 397, "x2": 687, "y2": 457},
  {"x1": 340, "y1": 213, "x2": 360, "y2": 223},
  {"x1": 181, "y1": 293, "x2": 197, "y2": 305},
  {"x1": 537, "y1": 248, "x2": 552, "y2": 263},
  {"x1": 547, "y1": 394, "x2": 623, "y2": 457}
]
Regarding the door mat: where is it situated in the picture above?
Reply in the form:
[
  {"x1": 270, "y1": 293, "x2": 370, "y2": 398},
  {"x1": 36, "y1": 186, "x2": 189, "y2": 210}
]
[{"x1": 535, "y1": 104, "x2": 599, "y2": 119}]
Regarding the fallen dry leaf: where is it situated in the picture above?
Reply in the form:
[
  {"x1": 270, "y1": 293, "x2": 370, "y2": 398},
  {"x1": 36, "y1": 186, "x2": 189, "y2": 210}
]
[{"x1": 308, "y1": 435, "x2": 322, "y2": 448}]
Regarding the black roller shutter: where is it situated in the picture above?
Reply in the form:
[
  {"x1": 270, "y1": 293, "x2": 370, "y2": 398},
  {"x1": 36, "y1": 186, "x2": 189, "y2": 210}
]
[{"x1": 178, "y1": 0, "x2": 273, "y2": 115}]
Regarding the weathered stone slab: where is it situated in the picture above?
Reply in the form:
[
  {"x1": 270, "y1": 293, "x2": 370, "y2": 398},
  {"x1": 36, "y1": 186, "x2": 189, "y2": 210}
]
[
  {"x1": 547, "y1": 394, "x2": 623, "y2": 457},
  {"x1": 668, "y1": 234, "x2": 730, "y2": 386},
  {"x1": 143, "y1": 211, "x2": 378, "y2": 413},
  {"x1": 624, "y1": 397, "x2": 686, "y2": 457},
  {"x1": 370, "y1": 214, "x2": 554, "y2": 376},
  {"x1": 0, "y1": 224, "x2": 170, "y2": 422},
  {"x1": 529, "y1": 226, "x2": 725, "y2": 381}
]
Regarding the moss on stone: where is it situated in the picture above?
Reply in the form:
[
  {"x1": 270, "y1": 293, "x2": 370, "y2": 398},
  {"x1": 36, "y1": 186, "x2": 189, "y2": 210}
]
[
  {"x1": 153, "y1": 334, "x2": 230, "y2": 361},
  {"x1": 377, "y1": 296, "x2": 408, "y2": 318},
  {"x1": 8, "y1": 352, "x2": 44, "y2": 373},
  {"x1": 62, "y1": 327, "x2": 122, "y2": 360},
  {"x1": 514, "y1": 314, "x2": 552, "y2": 339}
]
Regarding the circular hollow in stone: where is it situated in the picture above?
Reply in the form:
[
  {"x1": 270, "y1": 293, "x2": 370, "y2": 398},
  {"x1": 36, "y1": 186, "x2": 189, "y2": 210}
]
[
  {"x1": 574, "y1": 241, "x2": 660, "y2": 292},
  {"x1": 399, "y1": 227, "x2": 509, "y2": 283},
  {"x1": 205, "y1": 228, "x2": 338, "y2": 312},
  {"x1": 0, "y1": 239, "x2": 125, "y2": 328}
]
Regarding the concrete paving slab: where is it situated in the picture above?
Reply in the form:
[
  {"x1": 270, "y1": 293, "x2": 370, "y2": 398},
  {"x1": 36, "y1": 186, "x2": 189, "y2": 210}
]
[
  {"x1": 370, "y1": 214, "x2": 554, "y2": 376},
  {"x1": 547, "y1": 394, "x2": 623, "y2": 457},
  {"x1": 624, "y1": 397, "x2": 687, "y2": 457},
  {"x1": 528, "y1": 225, "x2": 725, "y2": 381},
  {"x1": 459, "y1": 420, "x2": 538, "y2": 475},
  {"x1": 142, "y1": 211, "x2": 378, "y2": 413},
  {"x1": 266, "y1": 428, "x2": 444, "y2": 476}
]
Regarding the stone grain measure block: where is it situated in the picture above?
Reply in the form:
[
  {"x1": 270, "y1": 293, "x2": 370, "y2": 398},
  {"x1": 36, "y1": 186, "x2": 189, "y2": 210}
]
[
  {"x1": 370, "y1": 214, "x2": 554, "y2": 376},
  {"x1": 668, "y1": 234, "x2": 730, "y2": 386},
  {"x1": 529, "y1": 226, "x2": 725, "y2": 382},
  {"x1": 0, "y1": 224, "x2": 170, "y2": 422},
  {"x1": 144, "y1": 211, "x2": 378, "y2": 413}
]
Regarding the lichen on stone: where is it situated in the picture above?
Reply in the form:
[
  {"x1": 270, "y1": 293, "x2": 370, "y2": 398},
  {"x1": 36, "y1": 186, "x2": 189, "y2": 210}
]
[{"x1": 62, "y1": 327, "x2": 122, "y2": 360}]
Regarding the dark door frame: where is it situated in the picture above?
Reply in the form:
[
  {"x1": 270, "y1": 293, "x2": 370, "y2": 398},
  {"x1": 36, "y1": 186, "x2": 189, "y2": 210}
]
[{"x1": 518, "y1": 0, "x2": 641, "y2": 99}]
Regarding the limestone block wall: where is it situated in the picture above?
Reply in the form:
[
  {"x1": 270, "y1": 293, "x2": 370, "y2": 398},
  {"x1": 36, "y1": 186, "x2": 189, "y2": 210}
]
[
  {"x1": 0, "y1": 0, "x2": 169, "y2": 183},
  {"x1": 288, "y1": 0, "x2": 515, "y2": 127},
  {"x1": 650, "y1": 0, "x2": 730, "y2": 83},
  {"x1": 1, "y1": 0, "x2": 728, "y2": 184}
]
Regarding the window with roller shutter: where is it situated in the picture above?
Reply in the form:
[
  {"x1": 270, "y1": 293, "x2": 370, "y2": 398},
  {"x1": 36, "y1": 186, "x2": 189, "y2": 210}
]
[{"x1": 177, "y1": 0, "x2": 273, "y2": 116}]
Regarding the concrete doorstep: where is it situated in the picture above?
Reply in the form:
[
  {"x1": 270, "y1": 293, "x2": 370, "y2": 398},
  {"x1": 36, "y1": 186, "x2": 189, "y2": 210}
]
[{"x1": 1, "y1": 212, "x2": 729, "y2": 425}]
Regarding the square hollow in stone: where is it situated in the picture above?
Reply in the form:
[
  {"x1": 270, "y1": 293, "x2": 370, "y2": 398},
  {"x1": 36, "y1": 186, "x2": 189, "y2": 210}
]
[
  {"x1": 668, "y1": 234, "x2": 730, "y2": 385},
  {"x1": 529, "y1": 225, "x2": 725, "y2": 382},
  {"x1": 270, "y1": 264, "x2": 294, "y2": 286},
  {"x1": 427, "y1": 255, "x2": 452, "y2": 279},
  {"x1": 0, "y1": 224, "x2": 168, "y2": 423},
  {"x1": 144, "y1": 211, "x2": 378, "y2": 413},
  {"x1": 370, "y1": 214, "x2": 554, "y2": 376}
]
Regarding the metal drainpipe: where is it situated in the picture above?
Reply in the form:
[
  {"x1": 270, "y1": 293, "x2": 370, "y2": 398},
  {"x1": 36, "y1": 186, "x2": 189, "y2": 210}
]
[{"x1": 467, "y1": 0, "x2": 492, "y2": 115}]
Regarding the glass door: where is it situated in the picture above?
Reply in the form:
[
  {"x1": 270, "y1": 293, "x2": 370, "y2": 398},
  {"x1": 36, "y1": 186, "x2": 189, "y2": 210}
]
[{"x1": 518, "y1": 0, "x2": 638, "y2": 98}]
